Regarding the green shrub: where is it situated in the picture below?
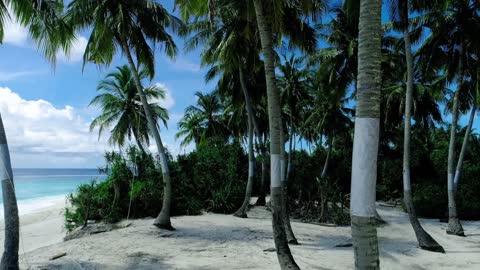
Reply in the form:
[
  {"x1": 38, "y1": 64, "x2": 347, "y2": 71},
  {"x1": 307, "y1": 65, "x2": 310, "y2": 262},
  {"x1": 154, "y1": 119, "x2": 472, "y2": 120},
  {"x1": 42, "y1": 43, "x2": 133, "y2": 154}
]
[
  {"x1": 66, "y1": 139, "x2": 248, "y2": 229},
  {"x1": 412, "y1": 183, "x2": 447, "y2": 219}
]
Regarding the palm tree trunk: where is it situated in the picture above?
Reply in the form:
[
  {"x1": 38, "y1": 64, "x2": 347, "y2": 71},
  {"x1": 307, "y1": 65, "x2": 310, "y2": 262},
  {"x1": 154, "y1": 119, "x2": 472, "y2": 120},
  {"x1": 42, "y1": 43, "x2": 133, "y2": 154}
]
[
  {"x1": 253, "y1": 0, "x2": 300, "y2": 268},
  {"x1": 134, "y1": 136, "x2": 146, "y2": 154},
  {"x1": 453, "y1": 104, "x2": 476, "y2": 192},
  {"x1": 280, "y1": 124, "x2": 298, "y2": 245},
  {"x1": 234, "y1": 114, "x2": 255, "y2": 218},
  {"x1": 287, "y1": 120, "x2": 294, "y2": 181},
  {"x1": 112, "y1": 180, "x2": 121, "y2": 208},
  {"x1": 0, "y1": 114, "x2": 20, "y2": 270},
  {"x1": 239, "y1": 68, "x2": 261, "y2": 136},
  {"x1": 239, "y1": 67, "x2": 265, "y2": 208},
  {"x1": 321, "y1": 136, "x2": 333, "y2": 179},
  {"x1": 446, "y1": 47, "x2": 465, "y2": 237},
  {"x1": 402, "y1": 25, "x2": 445, "y2": 252},
  {"x1": 256, "y1": 133, "x2": 267, "y2": 206},
  {"x1": 120, "y1": 39, "x2": 174, "y2": 231},
  {"x1": 350, "y1": 0, "x2": 381, "y2": 268}
]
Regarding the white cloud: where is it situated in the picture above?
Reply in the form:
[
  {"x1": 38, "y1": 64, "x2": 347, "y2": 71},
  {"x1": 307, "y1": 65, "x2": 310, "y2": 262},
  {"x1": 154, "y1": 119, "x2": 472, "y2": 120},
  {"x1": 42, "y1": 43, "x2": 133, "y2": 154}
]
[
  {"x1": 153, "y1": 83, "x2": 175, "y2": 110},
  {"x1": 0, "y1": 87, "x2": 110, "y2": 168},
  {"x1": 0, "y1": 86, "x2": 188, "y2": 167},
  {"x1": 57, "y1": 36, "x2": 88, "y2": 63},
  {"x1": 3, "y1": 8, "x2": 29, "y2": 46},
  {"x1": 0, "y1": 70, "x2": 45, "y2": 81}
]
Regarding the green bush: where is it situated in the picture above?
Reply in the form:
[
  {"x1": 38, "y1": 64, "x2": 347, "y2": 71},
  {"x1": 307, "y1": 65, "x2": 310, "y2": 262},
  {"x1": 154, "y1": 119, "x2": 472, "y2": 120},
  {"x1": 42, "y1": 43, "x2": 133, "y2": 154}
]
[
  {"x1": 412, "y1": 183, "x2": 447, "y2": 219},
  {"x1": 66, "y1": 126, "x2": 480, "y2": 231},
  {"x1": 66, "y1": 138, "x2": 248, "y2": 229},
  {"x1": 175, "y1": 137, "x2": 247, "y2": 214}
]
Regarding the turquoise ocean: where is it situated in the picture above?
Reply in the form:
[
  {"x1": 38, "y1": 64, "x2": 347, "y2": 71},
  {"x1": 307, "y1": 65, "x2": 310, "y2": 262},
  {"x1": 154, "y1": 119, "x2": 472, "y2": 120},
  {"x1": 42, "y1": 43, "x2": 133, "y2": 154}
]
[{"x1": 0, "y1": 169, "x2": 106, "y2": 218}]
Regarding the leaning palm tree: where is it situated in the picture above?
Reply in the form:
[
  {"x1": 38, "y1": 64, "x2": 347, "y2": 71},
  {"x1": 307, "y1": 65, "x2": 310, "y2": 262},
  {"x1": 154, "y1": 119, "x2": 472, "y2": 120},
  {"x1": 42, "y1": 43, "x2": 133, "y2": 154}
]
[
  {"x1": 454, "y1": 69, "x2": 479, "y2": 191},
  {"x1": 350, "y1": 0, "x2": 382, "y2": 268},
  {"x1": 252, "y1": 0, "x2": 322, "y2": 267},
  {"x1": 89, "y1": 65, "x2": 169, "y2": 153},
  {"x1": 66, "y1": 0, "x2": 184, "y2": 230},
  {"x1": 387, "y1": 0, "x2": 445, "y2": 252},
  {"x1": 253, "y1": 1, "x2": 297, "y2": 265},
  {"x1": 0, "y1": 1, "x2": 73, "y2": 268}
]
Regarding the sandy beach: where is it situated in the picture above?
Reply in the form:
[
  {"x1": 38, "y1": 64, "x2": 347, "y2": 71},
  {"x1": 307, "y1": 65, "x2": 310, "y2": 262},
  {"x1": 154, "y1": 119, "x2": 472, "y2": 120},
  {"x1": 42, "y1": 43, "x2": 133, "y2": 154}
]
[
  {"x1": 7, "y1": 202, "x2": 479, "y2": 270},
  {"x1": 0, "y1": 196, "x2": 66, "y2": 256}
]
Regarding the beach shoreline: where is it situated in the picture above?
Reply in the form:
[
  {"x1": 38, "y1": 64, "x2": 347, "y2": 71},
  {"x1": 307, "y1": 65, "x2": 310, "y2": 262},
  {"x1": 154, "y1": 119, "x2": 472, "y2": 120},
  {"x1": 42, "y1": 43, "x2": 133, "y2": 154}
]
[{"x1": 0, "y1": 195, "x2": 66, "y2": 255}]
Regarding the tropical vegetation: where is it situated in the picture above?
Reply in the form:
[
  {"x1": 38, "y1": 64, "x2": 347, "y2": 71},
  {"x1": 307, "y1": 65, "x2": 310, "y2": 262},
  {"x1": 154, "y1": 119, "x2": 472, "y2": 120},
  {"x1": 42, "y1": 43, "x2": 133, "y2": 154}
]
[{"x1": 1, "y1": 0, "x2": 480, "y2": 269}]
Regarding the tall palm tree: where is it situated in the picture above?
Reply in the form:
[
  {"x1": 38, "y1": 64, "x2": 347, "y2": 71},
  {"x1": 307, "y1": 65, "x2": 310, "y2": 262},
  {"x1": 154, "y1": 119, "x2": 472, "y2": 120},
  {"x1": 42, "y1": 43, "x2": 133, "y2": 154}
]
[
  {"x1": 182, "y1": 0, "x2": 321, "y2": 267},
  {"x1": 181, "y1": 4, "x2": 264, "y2": 217},
  {"x1": 418, "y1": 0, "x2": 480, "y2": 236},
  {"x1": 387, "y1": 0, "x2": 445, "y2": 252},
  {"x1": 278, "y1": 55, "x2": 310, "y2": 182},
  {"x1": 278, "y1": 55, "x2": 311, "y2": 244},
  {"x1": 0, "y1": 1, "x2": 73, "y2": 268},
  {"x1": 66, "y1": 0, "x2": 184, "y2": 230},
  {"x1": 0, "y1": 115, "x2": 19, "y2": 270},
  {"x1": 350, "y1": 0, "x2": 382, "y2": 268},
  {"x1": 253, "y1": 1, "x2": 296, "y2": 266},
  {"x1": 252, "y1": 0, "x2": 321, "y2": 267},
  {"x1": 89, "y1": 65, "x2": 169, "y2": 153}
]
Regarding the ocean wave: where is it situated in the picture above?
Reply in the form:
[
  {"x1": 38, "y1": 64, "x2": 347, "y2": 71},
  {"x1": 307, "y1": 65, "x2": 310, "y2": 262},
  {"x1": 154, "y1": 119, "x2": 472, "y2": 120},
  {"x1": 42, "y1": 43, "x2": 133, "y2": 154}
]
[
  {"x1": 0, "y1": 194, "x2": 67, "y2": 219},
  {"x1": 15, "y1": 175, "x2": 103, "y2": 178}
]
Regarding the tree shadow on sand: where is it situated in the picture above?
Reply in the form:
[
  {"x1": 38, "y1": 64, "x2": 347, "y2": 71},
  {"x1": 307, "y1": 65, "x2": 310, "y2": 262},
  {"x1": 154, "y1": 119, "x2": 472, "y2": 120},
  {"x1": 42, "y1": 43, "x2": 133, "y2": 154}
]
[{"x1": 27, "y1": 252, "x2": 172, "y2": 270}]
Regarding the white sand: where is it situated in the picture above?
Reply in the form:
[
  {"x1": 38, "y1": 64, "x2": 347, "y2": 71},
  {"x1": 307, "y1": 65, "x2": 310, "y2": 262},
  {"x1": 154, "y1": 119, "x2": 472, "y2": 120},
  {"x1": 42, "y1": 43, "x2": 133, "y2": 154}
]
[
  {"x1": 0, "y1": 197, "x2": 66, "y2": 256},
  {"x1": 16, "y1": 203, "x2": 480, "y2": 270}
]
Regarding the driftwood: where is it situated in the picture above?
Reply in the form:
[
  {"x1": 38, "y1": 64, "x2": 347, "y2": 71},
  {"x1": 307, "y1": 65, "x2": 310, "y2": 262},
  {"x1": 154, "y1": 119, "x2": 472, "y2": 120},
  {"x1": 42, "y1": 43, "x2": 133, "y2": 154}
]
[
  {"x1": 64, "y1": 223, "x2": 114, "y2": 241},
  {"x1": 49, "y1": 252, "x2": 67, "y2": 261}
]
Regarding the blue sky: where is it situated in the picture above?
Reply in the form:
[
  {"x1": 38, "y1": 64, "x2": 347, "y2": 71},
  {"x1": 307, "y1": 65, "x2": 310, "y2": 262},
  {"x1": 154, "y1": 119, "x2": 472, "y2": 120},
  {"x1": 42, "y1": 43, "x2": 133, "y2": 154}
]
[{"x1": 0, "y1": 1, "x2": 215, "y2": 168}]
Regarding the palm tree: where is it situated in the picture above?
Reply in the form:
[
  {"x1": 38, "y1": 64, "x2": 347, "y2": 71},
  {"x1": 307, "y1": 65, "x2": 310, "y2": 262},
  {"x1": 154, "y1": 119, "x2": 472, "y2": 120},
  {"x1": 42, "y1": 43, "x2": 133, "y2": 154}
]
[
  {"x1": 252, "y1": 0, "x2": 320, "y2": 267},
  {"x1": 176, "y1": 113, "x2": 204, "y2": 148},
  {"x1": 180, "y1": 4, "x2": 264, "y2": 217},
  {"x1": 179, "y1": 0, "x2": 320, "y2": 265},
  {"x1": 454, "y1": 69, "x2": 479, "y2": 191},
  {"x1": 350, "y1": 0, "x2": 382, "y2": 268},
  {"x1": 66, "y1": 0, "x2": 184, "y2": 230},
  {"x1": 89, "y1": 65, "x2": 169, "y2": 153},
  {"x1": 418, "y1": 0, "x2": 480, "y2": 236},
  {"x1": 386, "y1": 0, "x2": 445, "y2": 252},
  {"x1": 278, "y1": 55, "x2": 310, "y2": 182},
  {"x1": 176, "y1": 91, "x2": 228, "y2": 146},
  {"x1": 304, "y1": 67, "x2": 354, "y2": 179},
  {"x1": 278, "y1": 55, "x2": 311, "y2": 244},
  {"x1": 311, "y1": 0, "x2": 359, "y2": 92},
  {"x1": 0, "y1": 1, "x2": 73, "y2": 268},
  {"x1": 0, "y1": 115, "x2": 19, "y2": 270}
]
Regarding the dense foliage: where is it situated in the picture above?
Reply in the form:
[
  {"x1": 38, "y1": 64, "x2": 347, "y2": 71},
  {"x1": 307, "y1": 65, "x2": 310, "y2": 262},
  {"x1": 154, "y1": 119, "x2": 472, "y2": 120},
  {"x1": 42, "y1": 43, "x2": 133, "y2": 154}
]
[{"x1": 66, "y1": 139, "x2": 248, "y2": 229}]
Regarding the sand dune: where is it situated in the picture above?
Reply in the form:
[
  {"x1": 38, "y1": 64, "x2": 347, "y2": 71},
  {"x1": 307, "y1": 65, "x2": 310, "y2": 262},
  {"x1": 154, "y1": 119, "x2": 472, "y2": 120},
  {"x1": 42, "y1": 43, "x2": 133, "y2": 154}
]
[{"x1": 10, "y1": 203, "x2": 480, "y2": 270}]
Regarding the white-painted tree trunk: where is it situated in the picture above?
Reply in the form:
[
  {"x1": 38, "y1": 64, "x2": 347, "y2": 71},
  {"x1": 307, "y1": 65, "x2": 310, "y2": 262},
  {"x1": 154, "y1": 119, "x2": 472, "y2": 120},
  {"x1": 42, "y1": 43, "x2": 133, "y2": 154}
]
[
  {"x1": 453, "y1": 105, "x2": 476, "y2": 192},
  {"x1": 0, "y1": 114, "x2": 20, "y2": 270},
  {"x1": 350, "y1": 0, "x2": 382, "y2": 268}
]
